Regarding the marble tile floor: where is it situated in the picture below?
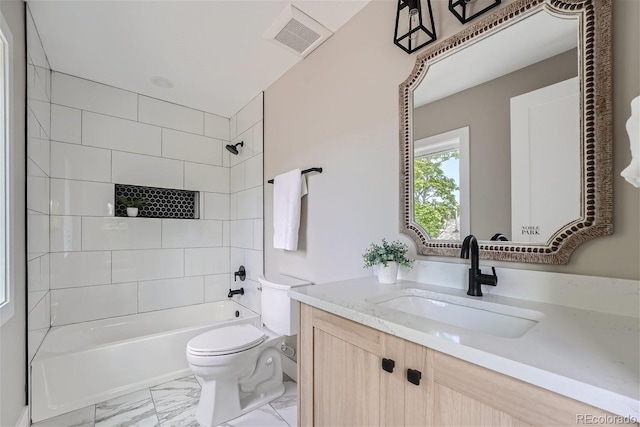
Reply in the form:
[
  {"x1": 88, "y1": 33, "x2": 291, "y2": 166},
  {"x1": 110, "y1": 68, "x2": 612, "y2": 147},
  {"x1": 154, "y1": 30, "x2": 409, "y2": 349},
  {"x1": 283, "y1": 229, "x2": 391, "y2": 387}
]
[{"x1": 32, "y1": 376, "x2": 297, "y2": 427}]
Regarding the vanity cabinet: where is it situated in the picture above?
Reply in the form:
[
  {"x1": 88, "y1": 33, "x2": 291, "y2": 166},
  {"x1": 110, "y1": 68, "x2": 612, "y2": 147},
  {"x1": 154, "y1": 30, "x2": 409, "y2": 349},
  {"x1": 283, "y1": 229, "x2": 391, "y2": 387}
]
[{"x1": 297, "y1": 304, "x2": 619, "y2": 426}]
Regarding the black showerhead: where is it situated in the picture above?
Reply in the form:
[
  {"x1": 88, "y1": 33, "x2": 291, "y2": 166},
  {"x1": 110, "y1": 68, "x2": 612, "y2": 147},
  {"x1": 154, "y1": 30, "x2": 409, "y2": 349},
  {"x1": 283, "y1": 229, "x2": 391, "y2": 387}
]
[{"x1": 225, "y1": 141, "x2": 244, "y2": 155}]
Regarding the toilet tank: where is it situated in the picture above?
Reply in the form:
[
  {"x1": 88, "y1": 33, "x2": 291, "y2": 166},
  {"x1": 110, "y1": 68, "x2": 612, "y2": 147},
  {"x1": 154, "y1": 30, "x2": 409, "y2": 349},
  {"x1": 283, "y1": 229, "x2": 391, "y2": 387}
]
[{"x1": 258, "y1": 274, "x2": 311, "y2": 336}]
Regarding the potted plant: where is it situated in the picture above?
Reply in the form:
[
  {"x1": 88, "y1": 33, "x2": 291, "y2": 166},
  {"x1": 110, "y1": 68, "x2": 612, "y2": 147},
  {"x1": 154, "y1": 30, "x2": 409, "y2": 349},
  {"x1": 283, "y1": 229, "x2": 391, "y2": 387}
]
[
  {"x1": 117, "y1": 196, "x2": 147, "y2": 217},
  {"x1": 362, "y1": 239, "x2": 413, "y2": 284}
]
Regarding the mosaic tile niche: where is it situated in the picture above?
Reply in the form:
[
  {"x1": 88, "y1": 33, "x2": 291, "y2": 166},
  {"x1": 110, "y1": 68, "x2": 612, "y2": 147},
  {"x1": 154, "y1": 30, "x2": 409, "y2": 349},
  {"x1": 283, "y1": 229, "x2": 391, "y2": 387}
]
[{"x1": 115, "y1": 184, "x2": 199, "y2": 219}]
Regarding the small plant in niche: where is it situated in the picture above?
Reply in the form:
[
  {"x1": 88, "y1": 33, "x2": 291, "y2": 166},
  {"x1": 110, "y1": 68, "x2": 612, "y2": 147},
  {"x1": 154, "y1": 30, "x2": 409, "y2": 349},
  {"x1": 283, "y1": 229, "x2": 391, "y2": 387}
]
[
  {"x1": 362, "y1": 239, "x2": 414, "y2": 269},
  {"x1": 117, "y1": 196, "x2": 147, "y2": 217}
]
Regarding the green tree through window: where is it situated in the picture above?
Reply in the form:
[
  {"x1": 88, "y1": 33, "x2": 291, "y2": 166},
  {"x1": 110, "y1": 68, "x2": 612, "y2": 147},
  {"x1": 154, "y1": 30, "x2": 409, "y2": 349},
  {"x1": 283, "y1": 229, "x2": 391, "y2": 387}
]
[{"x1": 414, "y1": 151, "x2": 460, "y2": 239}]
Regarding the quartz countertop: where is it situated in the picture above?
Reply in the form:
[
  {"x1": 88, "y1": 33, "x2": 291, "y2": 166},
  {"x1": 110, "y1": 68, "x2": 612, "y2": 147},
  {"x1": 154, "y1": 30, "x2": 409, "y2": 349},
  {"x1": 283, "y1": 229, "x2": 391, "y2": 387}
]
[{"x1": 288, "y1": 277, "x2": 640, "y2": 419}]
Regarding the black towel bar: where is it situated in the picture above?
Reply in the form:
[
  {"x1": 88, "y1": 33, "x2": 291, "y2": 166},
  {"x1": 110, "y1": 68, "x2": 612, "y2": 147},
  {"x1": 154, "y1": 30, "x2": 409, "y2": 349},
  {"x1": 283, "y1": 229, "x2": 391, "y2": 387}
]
[{"x1": 267, "y1": 167, "x2": 323, "y2": 184}]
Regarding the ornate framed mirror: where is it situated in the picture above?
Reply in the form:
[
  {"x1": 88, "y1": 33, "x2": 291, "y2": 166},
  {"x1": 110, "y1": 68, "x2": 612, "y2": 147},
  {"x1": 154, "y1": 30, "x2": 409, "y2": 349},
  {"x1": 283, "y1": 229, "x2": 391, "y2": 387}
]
[{"x1": 399, "y1": 0, "x2": 612, "y2": 264}]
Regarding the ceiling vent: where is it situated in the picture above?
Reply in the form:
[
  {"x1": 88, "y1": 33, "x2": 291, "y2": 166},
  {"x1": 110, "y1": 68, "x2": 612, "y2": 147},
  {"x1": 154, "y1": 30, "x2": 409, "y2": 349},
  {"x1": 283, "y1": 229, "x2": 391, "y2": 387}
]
[{"x1": 264, "y1": 5, "x2": 333, "y2": 57}]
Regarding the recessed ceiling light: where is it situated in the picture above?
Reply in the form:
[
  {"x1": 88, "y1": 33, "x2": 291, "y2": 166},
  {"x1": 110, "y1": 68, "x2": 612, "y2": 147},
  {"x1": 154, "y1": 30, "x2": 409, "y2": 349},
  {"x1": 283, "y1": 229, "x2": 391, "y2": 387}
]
[{"x1": 150, "y1": 76, "x2": 174, "y2": 89}]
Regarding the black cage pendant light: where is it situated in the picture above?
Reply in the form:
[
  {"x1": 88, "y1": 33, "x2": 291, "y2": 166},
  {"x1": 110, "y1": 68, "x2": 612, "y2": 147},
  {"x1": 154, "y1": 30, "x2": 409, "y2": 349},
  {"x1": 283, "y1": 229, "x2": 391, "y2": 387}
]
[
  {"x1": 449, "y1": 0, "x2": 501, "y2": 24},
  {"x1": 394, "y1": 0, "x2": 436, "y2": 54}
]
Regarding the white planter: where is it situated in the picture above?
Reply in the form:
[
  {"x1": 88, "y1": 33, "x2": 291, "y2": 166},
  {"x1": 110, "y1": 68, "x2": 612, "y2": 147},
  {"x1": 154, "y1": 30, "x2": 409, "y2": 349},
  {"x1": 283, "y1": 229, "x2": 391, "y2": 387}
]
[
  {"x1": 377, "y1": 261, "x2": 398, "y2": 284},
  {"x1": 126, "y1": 207, "x2": 139, "y2": 217}
]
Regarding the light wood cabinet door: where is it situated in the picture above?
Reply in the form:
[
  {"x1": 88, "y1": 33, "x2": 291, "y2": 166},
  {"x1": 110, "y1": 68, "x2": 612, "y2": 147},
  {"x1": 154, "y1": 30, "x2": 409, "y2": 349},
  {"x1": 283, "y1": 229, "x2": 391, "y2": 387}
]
[
  {"x1": 298, "y1": 303, "x2": 406, "y2": 426},
  {"x1": 298, "y1": 304, "x2": 629, "y2": 427}
]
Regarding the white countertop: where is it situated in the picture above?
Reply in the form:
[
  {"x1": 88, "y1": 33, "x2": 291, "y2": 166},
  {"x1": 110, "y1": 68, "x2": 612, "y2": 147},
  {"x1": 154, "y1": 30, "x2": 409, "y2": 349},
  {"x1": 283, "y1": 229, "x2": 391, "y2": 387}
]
[{"x1": 289, "y1": 277, "x2": 640, "y2": 419}]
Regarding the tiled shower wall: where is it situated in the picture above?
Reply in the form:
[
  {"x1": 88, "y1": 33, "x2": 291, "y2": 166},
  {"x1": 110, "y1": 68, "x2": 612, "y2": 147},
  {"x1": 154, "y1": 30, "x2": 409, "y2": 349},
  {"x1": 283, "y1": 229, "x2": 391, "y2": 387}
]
[
  {"x1": 26, "y1": 8, "x2": 264, "y2": 356},
  {"x1": 26, "y1": 6, "x2": 52, "y2": 362},
  {"x1": 229, "y1": 94, "x2": 264, "y2": 314}
]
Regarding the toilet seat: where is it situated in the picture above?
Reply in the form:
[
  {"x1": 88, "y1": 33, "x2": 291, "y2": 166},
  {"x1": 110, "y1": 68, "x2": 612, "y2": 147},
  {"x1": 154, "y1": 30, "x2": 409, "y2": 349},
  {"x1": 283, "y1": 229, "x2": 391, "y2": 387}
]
[{"x1": 187, "y1": 324, "x2": 267, "y2": 356}]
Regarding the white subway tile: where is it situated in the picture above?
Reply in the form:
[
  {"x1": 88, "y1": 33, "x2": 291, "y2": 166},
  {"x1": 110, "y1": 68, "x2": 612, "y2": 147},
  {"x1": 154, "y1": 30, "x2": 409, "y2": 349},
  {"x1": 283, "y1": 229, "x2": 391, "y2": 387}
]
[
  {"x1": 27, "y1": 175, "x2": 49, "y2": 214},
  {"x1": 52, "y1": 73, "x2": 137, "y2": 120},
  {"x1": 138, "y1": 96, "x2": 204, "y2": 134},
  {"x1": 233, "y1": 278, "x2": 261, "y2": 314},
  {"x1": 27, "y1": 159, "x2": 45, "y2": 178},
  {"x1": 184, "y1": 163, "x2": 228, "y2": 193},
  {"x1": 230, "y1": 248, "x2": 245, "y2": 271},
  {"x1": 245, "y1": 155, "x2": 263, "y2": 190},
  {"x1": 253, "y1": 121, "x2": 264, "y2": 154},
  {"x1": 28, "y1": 290, "x2": 47, "y2": 316},
  {"x1": 82, "y1": 111, "x2": 161, "y2": 156},
  {"x1": 28, "y1": 64, "x2": 49, "y2": 103},
  {"x1": 50, "y1": 251, "x2": 112, "y2": 289},
  {"x1": 221, "y1": 221, "x2": 230, "y2": 247},
  {"x1": 27, "y1": 137, "x2": 50, "y2": 177},
  {"x1": 29, "y1": 99, "x2": 51, "y2": 139},
  {"x1": 28, "y1": 213, "x2": 49, "y2": 256},
  {"x1": 28, "y1": 258, "x2": 42, "y2": 294},
  {"x1": 229, "y1": 193, "x2": 237, "y2": 220},
  {"x1": 230, "y1": 163, "x2": 245, "y2": 193},
  {"x1": 162, "y1": 219, "x2": 222, "y2": 248},
  {"x1": 185, "y1": 247, "x2": 230, "y2": 276},
  {"x1": 204, "y1": 274, "x2": 231, "y2": 302},
  {"x1": 203, "y1": 193, "x2": 229, "y2": 220},
  {"x1": 50, "y1": 216, "x2": 82, "y2": 252},
  {"x1": 230, "y1": 115, "x2": 237, "y2": 140},
  {"x1": 51, "y1": 142, "x2": 111, "y2": 182},
  {"x1": 82, "y1": 217, "x2": 162, "y2": 251},
  {"x1": 236, "y1": 93, "x2": 263, "y2": 136},
  {"x1": 51, "y1": 105, "x2": 81, "y2": 144},
  {"x1": 204, "y1": 113, "x2": 230, "y2": 141},
  {"x1": 230, "y1": 220, "x2": 254, "y2": 249},
  {"x1": 41, "y1": 254, "x2": 50, "y2": 290},
  {"x1": 29, "y1": 292, "x2": 50, "y2": 332},
  {"x1": 27, "y1": 106, "x2": 43, "y2": 139},
  {"x1": 244, "y1": 250, "x2": 264, "y2": 282},
  {"x1": 27, "y1": 9, "x2": 50, "y2": 69},
  {"x1": 51, "y1": 282, "x2": 138, "y2": 325},
  {"x1": 112, "y1": 249, "x2": 184, "y2": 283},
  {"x1": 236, "y1": 187, "x2": 263, "y2": 220},
  {"x1": 253, "y1": 219, "x2": 263, "y2": 250},
  {"x1": 50, "y1": 179, "x2": 115, "y2": 216},
  {"x1": 138, "y1": 277, "x2": 204, "y2": 312},
  {"x1": 162, "y1": 129, "x2": 223, "y2": 166},
  {"x1": 112, "y1": 151, "x2": 183, "y2": 189}
]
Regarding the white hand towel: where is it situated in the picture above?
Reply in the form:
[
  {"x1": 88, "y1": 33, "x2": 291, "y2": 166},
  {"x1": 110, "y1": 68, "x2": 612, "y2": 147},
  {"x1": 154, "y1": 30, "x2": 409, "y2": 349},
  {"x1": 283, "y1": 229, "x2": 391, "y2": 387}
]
[{"x1": 273, "y1": 169, "x2": 308, "y2": 251}]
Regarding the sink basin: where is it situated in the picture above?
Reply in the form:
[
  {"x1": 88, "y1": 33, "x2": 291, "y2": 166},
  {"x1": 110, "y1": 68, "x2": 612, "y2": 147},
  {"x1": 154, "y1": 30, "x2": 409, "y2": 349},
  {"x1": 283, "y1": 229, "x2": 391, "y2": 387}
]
[{"x1": 366, "y1": 289, "x2": 544, "y2": 338}]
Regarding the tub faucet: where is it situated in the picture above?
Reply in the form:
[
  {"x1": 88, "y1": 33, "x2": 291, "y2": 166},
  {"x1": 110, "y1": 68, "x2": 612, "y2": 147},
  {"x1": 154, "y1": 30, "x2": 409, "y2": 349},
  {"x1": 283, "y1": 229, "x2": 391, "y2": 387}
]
[
  {"x1": 460, "y1": 234, "x2": 497, "y2": 297},
  {"x1": 228, "y1": 288, "x2": 244, "y2": 298}
]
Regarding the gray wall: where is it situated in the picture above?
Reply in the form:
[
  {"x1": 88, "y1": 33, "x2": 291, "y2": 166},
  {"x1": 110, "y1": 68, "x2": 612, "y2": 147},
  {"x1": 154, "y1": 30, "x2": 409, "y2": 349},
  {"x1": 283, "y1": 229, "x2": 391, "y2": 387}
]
[
  {"x1": 0, "y1": 1, "x2": 26, "y2": 425},
  {"x1": 264, "y1": 0, "x2": 639, "y2": 281},
  {"x1": 413, "y1": 49, "x2": 578, "y2": 240}
]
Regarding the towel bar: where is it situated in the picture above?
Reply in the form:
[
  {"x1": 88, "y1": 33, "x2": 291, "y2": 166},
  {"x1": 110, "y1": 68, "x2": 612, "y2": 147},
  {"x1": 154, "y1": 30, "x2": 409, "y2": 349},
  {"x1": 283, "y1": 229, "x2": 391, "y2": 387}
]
[{"x1": 267, "y1": 167, "x2": 323, "y2": 184}]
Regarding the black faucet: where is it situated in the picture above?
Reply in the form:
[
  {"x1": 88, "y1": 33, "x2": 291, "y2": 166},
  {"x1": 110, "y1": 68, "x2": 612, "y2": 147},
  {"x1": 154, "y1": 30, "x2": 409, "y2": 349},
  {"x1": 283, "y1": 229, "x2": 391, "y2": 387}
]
[{"x1": 460, "y1": 235, "x2": 498, "y2": 297}]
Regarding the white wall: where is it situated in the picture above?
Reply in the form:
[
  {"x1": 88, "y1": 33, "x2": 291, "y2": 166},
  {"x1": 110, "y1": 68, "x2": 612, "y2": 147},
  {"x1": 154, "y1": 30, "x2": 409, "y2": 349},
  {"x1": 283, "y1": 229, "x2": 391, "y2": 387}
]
[
  {"x1": 264, "y1": 0, "x2": 640, "y2": 287},
  {"x1": 0, "y1": 1, "x2": 26, "y2": 426}
]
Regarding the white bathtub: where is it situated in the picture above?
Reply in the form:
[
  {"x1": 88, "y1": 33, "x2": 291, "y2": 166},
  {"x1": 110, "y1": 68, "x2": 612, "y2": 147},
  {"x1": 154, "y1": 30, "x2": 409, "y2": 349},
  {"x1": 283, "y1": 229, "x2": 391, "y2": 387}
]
[{"x1": 30, "y1": 300, "x2": 260, "y2": 423}]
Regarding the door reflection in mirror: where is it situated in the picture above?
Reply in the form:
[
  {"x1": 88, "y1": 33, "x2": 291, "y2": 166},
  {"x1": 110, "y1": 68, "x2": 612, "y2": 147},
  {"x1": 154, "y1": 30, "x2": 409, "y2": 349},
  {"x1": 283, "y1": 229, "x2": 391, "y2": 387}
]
[{"x1": 414, "y1": 127, "x2": 470, "y2": 240}]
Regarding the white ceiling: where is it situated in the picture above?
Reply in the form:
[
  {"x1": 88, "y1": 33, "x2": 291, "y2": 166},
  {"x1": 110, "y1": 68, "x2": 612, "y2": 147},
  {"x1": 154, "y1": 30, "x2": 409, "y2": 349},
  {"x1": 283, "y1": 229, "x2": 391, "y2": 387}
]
[{"x1": 27, "y1": 0, "x2": 370, "y2": 118}]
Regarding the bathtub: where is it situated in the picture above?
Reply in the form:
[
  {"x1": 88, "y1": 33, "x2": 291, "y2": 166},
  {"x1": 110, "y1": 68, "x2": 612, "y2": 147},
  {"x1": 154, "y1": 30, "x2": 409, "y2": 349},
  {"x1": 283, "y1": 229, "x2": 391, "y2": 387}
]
[{"x1": 30, "y1": 300, "x2": 260, "y2": 423}]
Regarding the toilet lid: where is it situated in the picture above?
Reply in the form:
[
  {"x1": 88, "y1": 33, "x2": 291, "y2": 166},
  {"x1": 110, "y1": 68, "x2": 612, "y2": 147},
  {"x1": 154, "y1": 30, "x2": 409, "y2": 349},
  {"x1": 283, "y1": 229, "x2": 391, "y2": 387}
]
[{"x1": 187, "y1": 324, "x2": 267, "y2": 356}]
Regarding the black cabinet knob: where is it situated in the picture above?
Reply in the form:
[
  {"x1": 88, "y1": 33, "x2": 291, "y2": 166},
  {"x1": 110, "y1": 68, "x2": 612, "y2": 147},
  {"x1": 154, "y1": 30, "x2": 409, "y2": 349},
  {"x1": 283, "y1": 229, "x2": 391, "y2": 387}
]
[
  {"x1": 407, "y1": 369, "x2": 422, "y2": 386},
  {"x1": 382, "y1": 358, "x2": 395, "y2": 373}
]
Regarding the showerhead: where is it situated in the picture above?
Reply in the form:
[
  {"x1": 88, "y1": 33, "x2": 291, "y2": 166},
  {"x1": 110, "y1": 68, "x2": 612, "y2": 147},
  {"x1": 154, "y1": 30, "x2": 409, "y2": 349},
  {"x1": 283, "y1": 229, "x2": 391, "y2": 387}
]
[{"x1": 225, "y1": 141, "x2": 244, "y2": 155}]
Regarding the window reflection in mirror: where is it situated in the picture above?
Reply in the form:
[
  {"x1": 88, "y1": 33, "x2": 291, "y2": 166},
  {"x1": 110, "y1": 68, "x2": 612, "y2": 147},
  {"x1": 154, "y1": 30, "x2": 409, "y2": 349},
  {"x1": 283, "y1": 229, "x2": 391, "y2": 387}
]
[{"x1": 414, "y1": 127, "x2": 469, "y2": 241}]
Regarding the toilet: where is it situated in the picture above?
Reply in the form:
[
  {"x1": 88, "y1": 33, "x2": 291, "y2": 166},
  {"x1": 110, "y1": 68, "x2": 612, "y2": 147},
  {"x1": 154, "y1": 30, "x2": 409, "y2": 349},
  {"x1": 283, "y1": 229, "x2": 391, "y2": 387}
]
[{"x1": 186, "y1": 273, "x2": 310, "y2": 427}]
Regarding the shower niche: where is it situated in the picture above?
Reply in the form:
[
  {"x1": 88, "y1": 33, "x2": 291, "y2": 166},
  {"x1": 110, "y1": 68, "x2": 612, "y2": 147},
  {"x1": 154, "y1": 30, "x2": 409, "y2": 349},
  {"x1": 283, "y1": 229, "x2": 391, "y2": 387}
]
[{"x1": 115, "y1": 183, "x2": 200, "y2": 219}]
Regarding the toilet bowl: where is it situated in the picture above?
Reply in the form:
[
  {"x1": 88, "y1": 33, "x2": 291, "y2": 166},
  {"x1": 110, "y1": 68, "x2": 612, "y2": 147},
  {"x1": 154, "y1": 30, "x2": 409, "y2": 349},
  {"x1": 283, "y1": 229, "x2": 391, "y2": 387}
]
[{"x1": 186, "y1": 274, "x2": 311, "y2": 427}]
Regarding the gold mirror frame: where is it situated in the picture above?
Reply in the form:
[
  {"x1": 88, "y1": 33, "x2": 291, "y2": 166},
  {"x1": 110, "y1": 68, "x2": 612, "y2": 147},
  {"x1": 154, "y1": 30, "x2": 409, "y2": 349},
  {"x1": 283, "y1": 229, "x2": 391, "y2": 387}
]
[{"x1": 399, "y1": 0, "x2": 612, "y2": 264}]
